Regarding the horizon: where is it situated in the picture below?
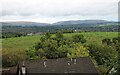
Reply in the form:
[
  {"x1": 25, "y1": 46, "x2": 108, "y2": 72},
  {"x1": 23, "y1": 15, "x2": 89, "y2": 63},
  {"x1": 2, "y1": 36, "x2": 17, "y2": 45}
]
[{"x1": 0, "y1": 19, "x2": 117, "y2": 24}]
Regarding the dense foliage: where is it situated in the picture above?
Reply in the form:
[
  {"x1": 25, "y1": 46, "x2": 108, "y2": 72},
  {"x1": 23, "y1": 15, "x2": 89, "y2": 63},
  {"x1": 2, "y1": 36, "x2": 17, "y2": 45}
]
[
  {"x1": 26, "y1": 32, "x2": 88, "y2": 59},
  {"x1": 88, "y1": 37, "x2": 119, "y2": 75},
  {"x1": 2, "y1": 32, "x2": 26, "y2": 38}
]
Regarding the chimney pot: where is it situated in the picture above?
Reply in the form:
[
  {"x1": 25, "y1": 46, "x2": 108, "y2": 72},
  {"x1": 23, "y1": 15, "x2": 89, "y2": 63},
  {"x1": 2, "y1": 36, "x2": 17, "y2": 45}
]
[
  {"x1": 43, "y1": 61, "x2": 46, "y2": 67},
  {"x1": 70, "y1": 58, "x2": 72, "y2": 62},
  {"x1": 68, "y1": 61, "x2": 70, "y2": 65},
  {"x1": 74, "y1": 59, "x2": 76, "y2": 64},
  {"x1": 21, "y1": 66, "x2": 26, "y2": 75}
]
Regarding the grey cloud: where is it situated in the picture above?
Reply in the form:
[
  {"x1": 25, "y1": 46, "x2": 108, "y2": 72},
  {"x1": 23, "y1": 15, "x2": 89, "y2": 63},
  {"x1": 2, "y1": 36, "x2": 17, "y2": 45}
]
[{"x1": 0, "y1": 0, "x2": 119, "y2": 23}]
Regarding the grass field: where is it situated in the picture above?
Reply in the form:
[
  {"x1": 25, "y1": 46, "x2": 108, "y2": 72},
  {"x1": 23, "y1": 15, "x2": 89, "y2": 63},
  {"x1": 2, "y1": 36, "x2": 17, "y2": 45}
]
[
  {"x1": 2, "y1": 36, "x2": 41, "y2": 51},
  {"x1": 64, "y1": 32, "x2": 118, "y2": 45},
  {"x1": 2, "y1": 32, "x2": 118, "y2": 52}
]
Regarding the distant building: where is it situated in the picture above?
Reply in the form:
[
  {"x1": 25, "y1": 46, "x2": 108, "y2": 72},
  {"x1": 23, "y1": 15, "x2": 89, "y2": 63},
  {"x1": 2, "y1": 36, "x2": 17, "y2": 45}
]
[
  {"x1": 2, "y1": 57, "x2": 99, "y2": 75},
  {"x1": 27, "y1": 33, "x2": 33, "y2": 36},
  {"x1": 74, "y1": 29, "x2": 81, "y2": 32}
]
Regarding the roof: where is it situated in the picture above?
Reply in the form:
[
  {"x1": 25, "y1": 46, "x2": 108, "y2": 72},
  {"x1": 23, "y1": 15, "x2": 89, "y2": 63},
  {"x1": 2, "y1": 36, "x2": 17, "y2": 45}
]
[{"x1": 2, "y1": 57, "x2": 99, "y2": 75}]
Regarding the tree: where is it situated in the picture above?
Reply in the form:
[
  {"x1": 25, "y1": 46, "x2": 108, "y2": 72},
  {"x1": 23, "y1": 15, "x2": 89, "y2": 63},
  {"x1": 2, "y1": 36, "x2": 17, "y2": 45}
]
[
  {"x1": 45, "y1": 32, "x2": 51, "y2": 39},
  {"x1": 102, "y1": 38, "x2": 112, "y2": 45},
  {"x1": 26, "y1": 32, "x2": 88, "y2": 60},
  {"x1": 112, "y1": 37, "x2": 118, "y2": 44},
  {"x1": 72, "y1": 34, "x2": 86, "y2": 43},
  {"x1": 88, "y1": 43, "x2": 118, "y2": 74},
  {"x1": 37, "y1": 48, "x2": 45, "y2": 58},
  {"x1": 58, "y1": 45, "x2": 68, "y2": 58},
  {"x1": 34, "y1": 42, "x2": 43, "y2": 50},
  {"x1": 26, "y1": 47, "x2": 36, "y2": 59},
  {"x1": 67, "y1": 43, "x2": 89, "y2": 58},
  {"x1": 55, "y1": 31, "x2": 63, "y2": 39},
  {"x1": 43, "y1": 39, "x2": 58, "y2": 59},
  {"x1": 88, "y1": 43, "x2": 106, "y2": 65}
]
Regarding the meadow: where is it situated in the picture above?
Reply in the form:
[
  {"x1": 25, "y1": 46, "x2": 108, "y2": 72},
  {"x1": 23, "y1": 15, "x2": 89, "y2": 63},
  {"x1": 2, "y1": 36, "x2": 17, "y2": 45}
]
[{"x1": 2, "y1": 32, "x2": 118, "y2": 53}]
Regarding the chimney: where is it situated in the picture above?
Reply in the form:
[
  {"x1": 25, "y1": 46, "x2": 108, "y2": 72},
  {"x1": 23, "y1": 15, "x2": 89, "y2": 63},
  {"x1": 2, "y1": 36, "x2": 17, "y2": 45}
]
[
  {"x1": 43, "y1": 61, "x2": 46, "y2": 67},
  {"x1": 70, "y1": 58, "x2": 72, "y2": 62},
  {"x1": 67, "y1": 61, "x2": 70, "y2": 65},
  {"x1": 21, "y1": 62, "x2": 26, "y2": 75},
  {"x1": 74, "y1": 58, "x2": 76, "y2": 64}
]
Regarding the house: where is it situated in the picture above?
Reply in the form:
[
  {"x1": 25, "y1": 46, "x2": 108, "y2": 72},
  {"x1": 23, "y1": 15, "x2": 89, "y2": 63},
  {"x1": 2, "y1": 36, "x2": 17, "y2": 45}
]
[
  {"x1": 2, "y1": 57, "x2": 99, "y2": 75},
  {"x1": 27, "y1": 33, "x2": 33, "y2": 36}
]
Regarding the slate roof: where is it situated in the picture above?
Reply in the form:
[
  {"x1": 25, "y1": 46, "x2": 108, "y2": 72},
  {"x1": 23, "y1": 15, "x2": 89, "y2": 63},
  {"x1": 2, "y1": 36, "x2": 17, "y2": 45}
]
[{"x1": 2, "y1": 57, "x2": 99, "y2": 75}]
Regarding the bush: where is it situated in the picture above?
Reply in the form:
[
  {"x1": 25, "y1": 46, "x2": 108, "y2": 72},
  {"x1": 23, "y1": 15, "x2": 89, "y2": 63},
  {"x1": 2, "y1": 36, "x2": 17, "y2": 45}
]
[{"x1": 2, "y1": 49, "x2": 26, "y2": 67}]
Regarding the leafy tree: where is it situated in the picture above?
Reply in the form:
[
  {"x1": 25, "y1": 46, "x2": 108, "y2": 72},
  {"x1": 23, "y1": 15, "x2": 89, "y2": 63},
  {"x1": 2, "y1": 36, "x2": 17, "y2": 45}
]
[
  {"x1": 35, "y1": 42, "x2": 43, "y2": 50},
  {"x1": 80, "y1": 38, "x2": 87, "y2": 43},
  {"x1": 26, "y1": 32, "x2": 88, "y2": 60},
  {"x1": 67, "y1": 43, "x2": 89, "y2": 58},
  {"x1": 58, "y1": 45, "x2": 68, "y2": 58},
  {"x1": 102, "y1": 38, "x2": 112, "y2": 45},
  {"x1": 72, "y1": 34, "x2": 86, "y2": 43},
  {"x1": 112, "y1": 37, "x2": 118, "y2": 44},
  {"x1": 37, "y1": 48, "x2": 45, "y2": 58},
  {"x1": 26, "y1": 47, "x2": 36, "y2": 59},
  {"x1": 43, "y1": 39, "x2": 58, "y2": 59},
  {"x1": 55, "y1": 31, "x2": 63, "y2": 39},
  {"x1": 45, "y1": 32, "x2": 51, "y2": 39},
  {"x1": 88, "y1": 43, "x2": 118, "y2": 74}
]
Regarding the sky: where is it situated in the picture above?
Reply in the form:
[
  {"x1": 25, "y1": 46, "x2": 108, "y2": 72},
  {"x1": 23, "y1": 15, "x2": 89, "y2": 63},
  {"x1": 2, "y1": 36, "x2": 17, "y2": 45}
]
[{"x1": 0, "y1": 0, "x2": 119, "y2": 23}]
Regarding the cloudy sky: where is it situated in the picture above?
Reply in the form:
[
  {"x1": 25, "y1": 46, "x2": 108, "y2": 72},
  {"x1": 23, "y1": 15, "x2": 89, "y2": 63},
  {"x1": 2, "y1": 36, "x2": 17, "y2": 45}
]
[{"x1": 0, "y1": 0, "x2": 119, "y2": 23}]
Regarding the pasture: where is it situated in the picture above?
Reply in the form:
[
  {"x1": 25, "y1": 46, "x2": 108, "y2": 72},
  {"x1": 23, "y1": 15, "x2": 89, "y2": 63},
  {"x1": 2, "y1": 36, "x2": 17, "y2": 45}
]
[{"x1": 2, "y1": 32, "x2": 118, "y2": 53}]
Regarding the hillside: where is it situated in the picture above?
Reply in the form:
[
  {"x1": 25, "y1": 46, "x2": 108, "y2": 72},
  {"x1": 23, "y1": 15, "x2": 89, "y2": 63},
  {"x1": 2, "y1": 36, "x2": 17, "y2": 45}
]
[
  {"x1": 1, "y1": 21, "x2": 50, "y2": 26},
  {"x1": 53, "y1": 20, "x2": 114, "y2": 25},
  {"x1": 2, "y1": 20, "x2": 118, "y2": 34},
  {"x1": 1, "y1": 20, "x2": 117, "y2": 27}
]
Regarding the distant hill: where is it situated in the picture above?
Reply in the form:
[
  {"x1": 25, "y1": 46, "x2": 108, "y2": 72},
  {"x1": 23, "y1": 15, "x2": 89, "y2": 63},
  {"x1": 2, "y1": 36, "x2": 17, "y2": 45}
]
[
  {"x1": 1, "y1": 21, "x2": 50, "y2": 26},
  {"x1": 2, "y1": 20, "x2": 118, "y2": 34},
  {"x1": 1, "y1": 20, "x2": 117, "y2": 27},
  {"x1": 53, "y1": 20, "x2": 115, "y2": 25},
  {"x1": 0, "y1": 20, "x2": 114, "y2": 26}
]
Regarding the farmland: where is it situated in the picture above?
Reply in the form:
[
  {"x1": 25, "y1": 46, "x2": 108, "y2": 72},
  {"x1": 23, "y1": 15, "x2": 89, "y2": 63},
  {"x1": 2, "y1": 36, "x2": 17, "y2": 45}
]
[{"x1": 2, "y1": 32, "x2": 118, "y2": 52}]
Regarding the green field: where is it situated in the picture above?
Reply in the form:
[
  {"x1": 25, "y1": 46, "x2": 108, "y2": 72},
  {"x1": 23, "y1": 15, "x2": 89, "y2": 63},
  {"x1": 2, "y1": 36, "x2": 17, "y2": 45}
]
[
  {"x1": 2, "y1": 32, "x2": 118, "y2": 52},
  {"x1": 2, "y1": 36, "x2": 41, "y2": 51}
]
